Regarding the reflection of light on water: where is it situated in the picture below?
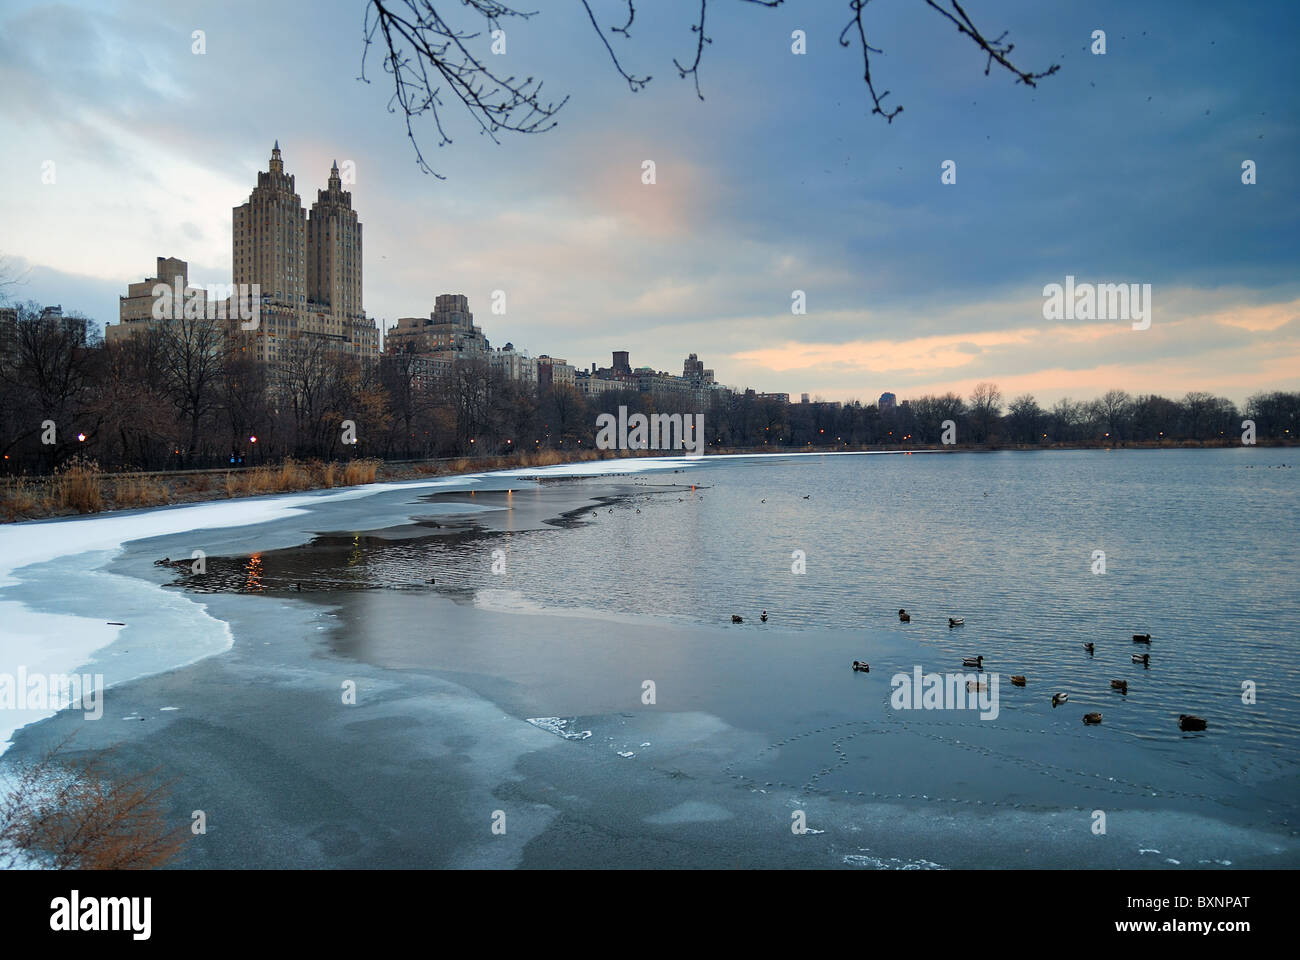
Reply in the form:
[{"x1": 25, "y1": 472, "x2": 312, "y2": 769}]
[
  {"x1": 348, "y1": 533, "x2": 362, "y2": 567},
  {"x1": 243, "y1": 553, "x2": 263, "y2": 592}
]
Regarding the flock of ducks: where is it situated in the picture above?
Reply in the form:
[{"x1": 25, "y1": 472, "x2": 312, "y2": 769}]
[
  {"x1": 872, "y1": 610, "x2": 1208, "y2": 732},
  {"x1": 726, "y1": 609, "x2": 1208, "y2": 733}
]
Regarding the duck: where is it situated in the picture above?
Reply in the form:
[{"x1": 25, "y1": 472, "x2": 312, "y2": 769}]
[
  {"x1": 961, "y1": 655, "x2": 984, "y2": 668},
  {"x1": 760, "y1": 611, "x2": 768, "y2": 623},
  {"x1": 898, "y1": 609, "x2": 911, "y2": 623},
  {"x1": 1132, "y1": 633, "x2": 1152, "y2": 643},
  {"x1": 1082, "y1": 642, "x2": 1095, "y2": 654},
  {"x1": 948, "y1": 617, "x2": 965, "y2": 627},
  {"x1": 1009, "y1": 675, "x2": 1027, "y2": 686},
  {"x1": 1178, "y1": 714, "x2": 1208, "y2": 732},
  {"x1": 1052, "y1": 692, "x2": 1069, "y2": 707},
  {"x1": 1082, "y1": 712, "x2": 1103, "y2": 725},
  {"x1": 1132, "y1": 653, "x2": 1150, "y2": 666},
  {"x1": 731, "y1": 615, "x2": 743, "y2": 624},
  {"x1": 852, "y1": 660, "x2": 870, "y2": 673},
  {"x1": 1110, "y1": 679, "x2": 1128, "y2": 694},
  {"x1": 802, "y1": 495, "x2": 810, "y2": 499}
]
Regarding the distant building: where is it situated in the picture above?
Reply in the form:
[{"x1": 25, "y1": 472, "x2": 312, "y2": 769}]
[
  {"x1": 801, "y1": 393, "x2": 810, "y2": 404},
  {"x1": 756, "y1": 392, "x2": 790, "y2": 404},
  {"x1": 537, "y1": 355, "x2": 575, "y2": 391},
  {"x1": 490, "y1": 342, "x2": 537, "y2": 387},
  {"x1": 878, "y1": 392, "x2": 897, "y2": 409},
  {"x1": 109, "y1": 256, "x2": 209, "y2": 344},
  {"x1": 386, "y1": 293, "x2": 488, "y2": 358}
]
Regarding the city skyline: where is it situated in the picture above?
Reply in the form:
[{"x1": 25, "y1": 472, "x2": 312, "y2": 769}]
[{"x1": 0, "y1": 0, "x2": 1297, "y2": 406}]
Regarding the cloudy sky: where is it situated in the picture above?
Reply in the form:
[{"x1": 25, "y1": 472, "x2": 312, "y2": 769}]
[{"x1": 0, "y1": 0, "x2": 1296, "y2": 405}]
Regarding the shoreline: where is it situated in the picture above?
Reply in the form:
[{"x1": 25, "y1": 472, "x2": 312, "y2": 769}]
[{"x1": 3, "y1": 440, "x2": 1293, "y2": 524}]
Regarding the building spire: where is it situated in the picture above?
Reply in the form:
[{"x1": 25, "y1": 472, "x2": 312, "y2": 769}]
[{"x1": 270, "y1": 140, "x2": 283, "y2": 174}]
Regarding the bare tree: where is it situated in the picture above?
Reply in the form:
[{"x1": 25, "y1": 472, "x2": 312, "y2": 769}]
[
  {"x1": 159, "y1": 313, "x2": 229, "y2": 464},
  {"x1": 968, "y1": 381, "x2": 1002, "y2": 442},
  {"x1": 363, "y1": 0, "x2": 1059, "y2": 176}
]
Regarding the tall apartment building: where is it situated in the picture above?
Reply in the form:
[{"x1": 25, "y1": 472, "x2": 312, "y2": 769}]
[
  {"x1": 307, "y1": 161, "x2": 362, "y2": 321},
  {"x1": 231, "y1": 143, "x2": 377, "y2": 368}
]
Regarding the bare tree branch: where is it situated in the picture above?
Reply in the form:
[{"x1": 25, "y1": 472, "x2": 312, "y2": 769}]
[{"x1": 364, "y1": 0, "x2": 1058, "y2": 175}]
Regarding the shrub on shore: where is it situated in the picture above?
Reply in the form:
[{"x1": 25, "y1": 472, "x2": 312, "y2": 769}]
[{"x1": 0, "y1": 741, "x2": 188, "y2": 870}]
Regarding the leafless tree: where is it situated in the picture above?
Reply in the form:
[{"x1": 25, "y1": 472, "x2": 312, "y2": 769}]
[
  {"x1": 968, "y1": 381, "x2": 1002, "y2": 442},
  {"x1": 363, "y1": 0, "x2": 1058, "y2": 176}
]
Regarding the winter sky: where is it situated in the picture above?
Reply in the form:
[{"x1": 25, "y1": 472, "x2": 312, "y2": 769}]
[{"x1": 0, "y1": 0, "x2": 1296, "y2": 404}]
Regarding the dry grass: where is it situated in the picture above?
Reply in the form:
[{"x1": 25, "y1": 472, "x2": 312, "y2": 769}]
[
  {"x1": 0, "y1": 740, "x2": 187, "y2": 870},
  {"x1": 340, "y1": 459, "x2": 378, "y2": 485},
  {"x1": 112, "y1": 477, "x2": 171, "y2": 508},
  {"x1": 0, "y1": 480, "x2": 49, "y2": 522},
  {"x1": 52, "y1": 458, "x2": 103, "y2": 514}
]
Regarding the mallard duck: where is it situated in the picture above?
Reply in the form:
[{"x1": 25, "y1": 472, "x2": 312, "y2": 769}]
[
  {"x1": 948, "y1": 617, "x2": 964, "y2": 627},
  {"x1": 852, "y1": 660, "x2": 870, "y2": 673},
  {"x1": 1132, "y1": 653, "x2": 1150, "y2": 666},
  {"x1": 1110, "y1": 679, "x2": 1128, "y2": 694},
  {"x1": 1132, "y1": 633, "x2": 1152, "y2": 643},
  {"x1": 731, "y1": 615, "x2": 743, "y2": 624},
  {"x1": 1009, "y1": 675, "x2": 1027, "y2": 686},
  {"x1": 1082, "y1": 642, "x2": 1095, "y2": 654},
  {"x1": 1082, "y1": 712, "x2": 1103, "y2": 725},
  {"x1": 961, "y1": 655, "x2": 983, "y2": 668},
  {"x1": 898, "y1": 609, "x2": 911, "y2": 623},
  {"x1": 760, "y1": 611, "x2": 768, "y2": 622},
  {"x1": 1178, "y1": 714, "x2": 1208, "y2": 731},
  {"x1": 1052, "y1": 692, "x2": 1069, "y2": 706}
]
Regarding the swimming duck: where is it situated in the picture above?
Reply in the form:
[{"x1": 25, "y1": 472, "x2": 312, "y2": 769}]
[
  {"x1": 802, "y1": 495, "x2": 810, "y2": 499},
  {"x1": 852, "y1": 660, "x2": 870, "y2": 673},
  {"x1": 1178, "y1": 714, "x2": 1208, "y2": 731},
  {"x1": 1132, "y1": 633, "x2": 1152, "y2": 643},
  {"x1": 731, "y1": 615, "x2": 744, "y2": 623},
  {"x1": 1082, "y1": 642, "x2": 1095, "y2": 654},
  {"x1": 961, "y1": 655, "x2": 984, "y2": 668},
  {"x1": 948, "y1": 617, "x2": 965, "y2": 627},
  {"x1": 1010, "y1": 675, "x2": 1027, "y2": 686},
  {"x1": 898, "y1": 609, "x2": 911, "y2": 623},
  {"x1": 760, "y1": 611, "x2": 768, "y2": 623},
  {"x1": 1110, "y1": 679, "x2": 1128, "y2": 694},
  {"x1": 1052, "y1": 692, "x2": 1069, "y2": 707},
  {"x1": 1082, "y1": 712, "x2": 1103, "y2": 725},
  {"x1": 966, "y1": 680, "x2": 987, "y2": 693},
  {"x1": 1132, "y1": 653, "x2": 1150, "y2": 666}
]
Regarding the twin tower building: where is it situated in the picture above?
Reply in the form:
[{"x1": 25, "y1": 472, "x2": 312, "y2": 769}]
[
  {"x1": 112, "y1": 142, "x2": 378, "y2": 363},
  {"x1": 231, "y1": 142, "x2": 377, "y2": 362}
]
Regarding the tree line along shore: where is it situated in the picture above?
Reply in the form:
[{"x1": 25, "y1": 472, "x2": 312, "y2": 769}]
[{"x1": 1, "y1": 303, "x2": 1296, "y2": 500}]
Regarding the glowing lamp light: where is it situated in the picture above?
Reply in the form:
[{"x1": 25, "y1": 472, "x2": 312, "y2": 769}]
[
  {"x1": 77, "y1": 433, "x2": 86, "y2": 442},
  {"x1": 249, "y1": 435, "x2": 258, "y2": 443}
]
